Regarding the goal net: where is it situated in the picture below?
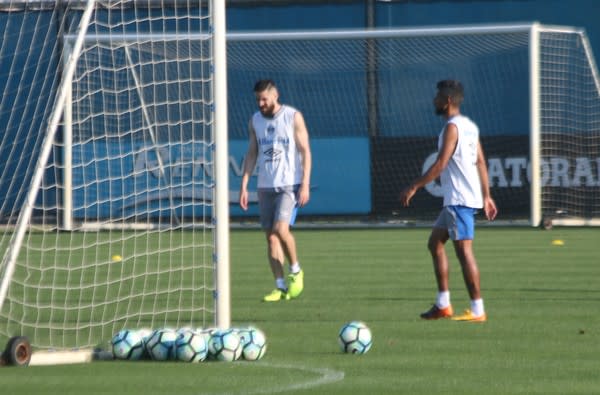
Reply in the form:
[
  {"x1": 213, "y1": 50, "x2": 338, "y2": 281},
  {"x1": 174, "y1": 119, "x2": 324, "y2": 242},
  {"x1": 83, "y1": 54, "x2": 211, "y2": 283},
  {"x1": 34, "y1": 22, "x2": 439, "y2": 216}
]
[
  {"x1": 0, "y1": 0, "x2": 229, "y2": 355},
  {"x1": 1, "y1": 18, "x2": 599, "y2": 359},
  {"x1": 226, "y1": 24, "x2": 600, "y2": 226},
  {"x1": 537, "y1": 27, "x2": 600, "y2": 226}
]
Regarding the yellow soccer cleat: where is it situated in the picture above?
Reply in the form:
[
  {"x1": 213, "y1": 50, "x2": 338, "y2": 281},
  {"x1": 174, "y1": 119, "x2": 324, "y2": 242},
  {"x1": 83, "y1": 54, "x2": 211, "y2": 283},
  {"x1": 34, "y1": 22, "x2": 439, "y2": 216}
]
[
  {"x1": 262, "y1": 288, "x2": 290, "y2": 302},
  {"x1": 451, "y1": 309, "x2": 487, "y2": 322},
  {"x1": 287, "y1": 270, "x2": 304, "y2": 299}
]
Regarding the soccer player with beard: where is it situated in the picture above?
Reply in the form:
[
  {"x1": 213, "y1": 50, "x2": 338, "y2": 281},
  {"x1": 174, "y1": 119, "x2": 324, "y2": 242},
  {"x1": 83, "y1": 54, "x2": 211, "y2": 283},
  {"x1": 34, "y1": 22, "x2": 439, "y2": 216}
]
[
  {"x1": 400, "y1": 80, "x2": 498, "y2": 322},
  {"x1": 239, "y1": 79, "x2": 312, "y2": 302}
]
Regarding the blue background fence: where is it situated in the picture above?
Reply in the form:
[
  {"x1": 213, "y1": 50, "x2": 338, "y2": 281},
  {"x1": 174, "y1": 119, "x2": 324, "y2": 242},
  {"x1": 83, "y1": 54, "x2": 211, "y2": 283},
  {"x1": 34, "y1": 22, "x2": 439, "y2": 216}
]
[{"x1": 1, "y1": 0, "x2": 598, "y2": 220}]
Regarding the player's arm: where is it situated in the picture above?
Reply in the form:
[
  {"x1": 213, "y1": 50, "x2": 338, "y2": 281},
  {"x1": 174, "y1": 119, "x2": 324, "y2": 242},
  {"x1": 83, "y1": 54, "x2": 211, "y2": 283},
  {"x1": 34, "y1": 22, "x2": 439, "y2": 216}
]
[
  {"x1": 476, "y1": 142, "x2": 498, "y2": 220},
  {"x1": 294, "y1": 111, "x2": 312, "y2": 207},
  {"x1": 239, "y1": 120, "x2": 258, "y2": 211},
  {"x1": 399, "y1": 123, "x2": 458, "y2": 207}
]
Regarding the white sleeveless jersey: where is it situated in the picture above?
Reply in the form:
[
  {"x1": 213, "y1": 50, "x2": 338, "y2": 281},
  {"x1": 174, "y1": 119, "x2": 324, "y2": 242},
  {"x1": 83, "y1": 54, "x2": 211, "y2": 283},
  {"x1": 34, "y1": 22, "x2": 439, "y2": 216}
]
[
  {"x1": 252, "y1": 105, "x2": 303, "y2": 189},
  {"x1": 438, "y1": 114, "x2": 483, "y2": 208}
]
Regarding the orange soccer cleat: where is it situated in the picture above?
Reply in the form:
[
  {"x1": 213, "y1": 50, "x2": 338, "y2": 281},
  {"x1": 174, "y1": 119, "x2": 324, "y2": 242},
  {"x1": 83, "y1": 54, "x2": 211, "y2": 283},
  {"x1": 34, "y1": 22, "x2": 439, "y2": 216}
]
[{"x1": 420, "y1": 304, "x2": 454, "y2": 320}]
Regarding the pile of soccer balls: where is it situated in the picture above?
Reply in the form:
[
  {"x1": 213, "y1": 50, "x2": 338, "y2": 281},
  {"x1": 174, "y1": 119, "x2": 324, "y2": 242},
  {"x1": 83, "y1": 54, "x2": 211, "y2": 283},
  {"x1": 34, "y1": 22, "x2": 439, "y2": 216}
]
[{"x1": 111, "y1": 326, "x2": 267, "y2": 362}]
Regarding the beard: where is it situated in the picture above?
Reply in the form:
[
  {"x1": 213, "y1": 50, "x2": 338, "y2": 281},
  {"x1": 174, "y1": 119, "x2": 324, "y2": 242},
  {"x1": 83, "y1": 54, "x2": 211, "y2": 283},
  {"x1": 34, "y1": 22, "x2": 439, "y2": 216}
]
[
  {"x1": 435, "y1": 105, "x2": 447, "y2": 116},
  {"x1": 260, "y1": 103, "x2": 276, "y2": 117}
]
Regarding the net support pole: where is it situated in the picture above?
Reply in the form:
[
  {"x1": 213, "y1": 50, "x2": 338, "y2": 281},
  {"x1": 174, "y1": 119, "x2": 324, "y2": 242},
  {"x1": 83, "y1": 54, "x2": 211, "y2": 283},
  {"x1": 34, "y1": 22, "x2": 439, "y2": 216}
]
[
  {"x1": 0, "y1": 0, "x2": 97, "y2": 311},
  {"x1": 62, "y1": 40, "x2": 74, "y2": 231},
  {"x1": 529, "y1": 23, "x2": 541, "y2": 227},
  {"x1": 213, "y1": 0, "x2": 231, "y2": 329}
]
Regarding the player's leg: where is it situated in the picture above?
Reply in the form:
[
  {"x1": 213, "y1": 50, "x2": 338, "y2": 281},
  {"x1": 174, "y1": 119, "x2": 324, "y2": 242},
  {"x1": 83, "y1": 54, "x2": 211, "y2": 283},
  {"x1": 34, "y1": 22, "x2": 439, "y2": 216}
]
[
  {"x1": 453, "y1": 239, "x2": 481, "y2": 301},
  {"x1": 448, "y1": 206, "x2": 486, "y2": 322},
  {"x1": 272, "y1": 188, "x2": 303, "y2": 298},
  {"x1": 272, "y1": 220, "x2": 297, "y2": 266},
  {"x1": 428, "y1": 227, "x2": 450, "y2": 294},
  {"x1": 259, "y1": 190, "x2": 290, "y2": 302},
  {"x1": 272, "y1": 220, "x2": 303, "y2": 297},
  {"x1": 266, "y1": 230, "x2": 286, "y2": 283},
  {"x1": 420, "y1": 208, "x2": 453, "y2": 319},
  {"x1": 451, "y1": 241, "x2": 486, "y2": 321}
]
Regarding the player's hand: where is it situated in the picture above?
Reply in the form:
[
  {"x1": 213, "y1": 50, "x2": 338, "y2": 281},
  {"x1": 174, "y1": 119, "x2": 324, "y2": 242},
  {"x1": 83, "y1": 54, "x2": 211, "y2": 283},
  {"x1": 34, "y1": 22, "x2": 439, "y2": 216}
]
[
  {"x1": 399, "y1": 185, "x2": 417, "y2": 207},
  {"x1": 239, "y1": 189, "x2": 249, "y2": 211},
  {"x1": 484, "y1": 197, "x2": 498, "y2": 221},
  {"x1": 297, "y1": 184, "x2": 310, "y2": 207}
]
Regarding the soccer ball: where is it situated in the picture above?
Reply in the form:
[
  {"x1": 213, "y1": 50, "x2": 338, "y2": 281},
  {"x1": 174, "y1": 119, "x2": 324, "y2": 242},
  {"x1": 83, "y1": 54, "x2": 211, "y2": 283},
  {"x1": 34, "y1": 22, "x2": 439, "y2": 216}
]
[
  {"x1": 175, "y1": 331, "x2": 208, "y2": 362},
  {"x1": 338, "y1": 321, "x2": 372, "y2": 355},
  {"x1": 138, "y1": 327, "x2": 153, "y2": 343},
  {"x1": 208, "y1": 329, "x2": 242, "y2": 362},
  {"x1": 145, "y1": 328, "x2": 178, "y2": 361},
  {"x1": 196, "y1": 327, "x2": 216, "y2": 348},
  {"x1": 237, "y1": 327, "x2": 267, "y2": 361},
  {"x1": 111, "y1": 329, "x2": 145, "y2": 360},
  {"x1": 177, "y1": 327, "x2": 195, "y2": 336},
  {"x1": 136, "y1": 327, "x2": 154, "y2": 359}
]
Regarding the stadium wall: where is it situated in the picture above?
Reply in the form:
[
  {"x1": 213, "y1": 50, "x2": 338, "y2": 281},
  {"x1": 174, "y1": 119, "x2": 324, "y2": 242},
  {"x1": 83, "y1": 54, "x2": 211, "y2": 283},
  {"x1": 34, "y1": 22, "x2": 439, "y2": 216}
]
[{"x1": 0, "y1": 0, "x2": 598, "y2": 221}]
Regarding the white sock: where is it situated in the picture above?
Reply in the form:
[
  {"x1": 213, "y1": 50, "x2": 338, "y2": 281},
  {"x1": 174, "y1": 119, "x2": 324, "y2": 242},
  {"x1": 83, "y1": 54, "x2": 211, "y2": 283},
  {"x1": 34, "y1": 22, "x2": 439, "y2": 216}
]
[
  {"x1": 471, "y1": 298, "x2": 485, "y2": 317},
  {"x1": 436, "y1": 291, "x2": 450, "y2": 309},
  {"x1": 275, "y1": 278, "x2": 287, "y2": 291},
  {"x1": 289, "y1": 262, "x2": 301, "y2": 274}
]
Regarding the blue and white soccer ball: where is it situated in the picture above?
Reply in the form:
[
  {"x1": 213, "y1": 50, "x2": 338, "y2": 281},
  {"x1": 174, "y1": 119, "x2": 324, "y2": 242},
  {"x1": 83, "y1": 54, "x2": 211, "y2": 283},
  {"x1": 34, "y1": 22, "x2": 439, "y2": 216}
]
[
  {"x1": 196, "y1": 327, "x2": 216, "y2": 343},
  {"x1": 176, "y1": 327, "x2": 195, "y2": 336},
  {"x1": 237, "y1": 327, "x2": 267, "y2": 361},
  {"x1": 136, "y1": 328, "x2": 153, "y2": 359},
  {"x1": 111, "y1": 329, "x2": 145, "y2": 360},
  {"x1": 137, "y1": 327, "x2": 153, "y2": 343},
  {"x1": 175, "y1": 331, "x2": 208, "y2": 362},
  {"x1": 145, "y1": 328, "x2": 178, "y2": 361},
  {"x1": 208, "y1": 329, "x2": 242, "y2": 362},
  {"x1": 338, "y1": 321, "x2": 373, "y2": 355}
]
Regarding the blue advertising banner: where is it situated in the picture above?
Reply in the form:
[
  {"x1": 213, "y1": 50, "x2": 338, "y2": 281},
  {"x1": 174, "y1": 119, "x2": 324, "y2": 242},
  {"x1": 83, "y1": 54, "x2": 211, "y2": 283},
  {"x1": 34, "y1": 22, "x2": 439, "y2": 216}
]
[
  {"x1": 229, "y1": 137, "x2": 371, "y2": 216},
  {"x1": 70, "y1": 137, "x2": 371, "y2": 219}
]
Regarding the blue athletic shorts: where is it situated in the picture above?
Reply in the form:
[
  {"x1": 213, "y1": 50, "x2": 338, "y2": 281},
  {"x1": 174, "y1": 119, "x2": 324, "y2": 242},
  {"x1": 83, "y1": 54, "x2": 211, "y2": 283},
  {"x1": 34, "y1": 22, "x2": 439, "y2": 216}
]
[{"x1": 433, "y1": 205, "x2": 477, "y2": 241}]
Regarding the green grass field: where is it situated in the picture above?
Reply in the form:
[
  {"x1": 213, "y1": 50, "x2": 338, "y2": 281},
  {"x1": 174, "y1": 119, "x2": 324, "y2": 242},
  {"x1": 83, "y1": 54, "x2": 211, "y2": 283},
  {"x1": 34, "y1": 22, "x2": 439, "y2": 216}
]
[{"x1": 0, "y1": 227, "x2": 599, "y2": 394}]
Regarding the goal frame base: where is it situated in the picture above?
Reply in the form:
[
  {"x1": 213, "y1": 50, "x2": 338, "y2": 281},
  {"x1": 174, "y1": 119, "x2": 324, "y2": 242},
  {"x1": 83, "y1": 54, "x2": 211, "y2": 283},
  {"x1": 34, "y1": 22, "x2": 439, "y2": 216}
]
[{"x1": 29, "y1": 348, "x2": 113, "y2": 366}]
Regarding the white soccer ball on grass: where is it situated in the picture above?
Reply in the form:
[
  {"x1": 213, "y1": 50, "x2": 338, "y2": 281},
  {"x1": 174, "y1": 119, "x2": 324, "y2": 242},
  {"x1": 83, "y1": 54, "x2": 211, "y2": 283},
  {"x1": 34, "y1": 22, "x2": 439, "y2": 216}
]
[
  {"x1": 175, "y1": 330, "x2": 208, "y2": 362},
  {"x1": 338, "y1": 321, "x2": 372, "y2": 355},
  {"x1": 208, "y1": 328, "x2": 242, "y2": 362},
  {"x1": 237, "y1": 326, "x2": 267, "y2": 361}
]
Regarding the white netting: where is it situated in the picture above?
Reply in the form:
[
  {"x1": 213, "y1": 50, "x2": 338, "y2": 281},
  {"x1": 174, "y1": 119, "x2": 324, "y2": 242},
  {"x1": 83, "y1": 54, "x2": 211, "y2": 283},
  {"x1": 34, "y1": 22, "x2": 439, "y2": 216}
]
[
  {"x1": 226, "y1": 27, "x2": 600, "y2": 223},
  {"x1": 227, "y1": 28, "x2": 533, "y2": 219},
  {"x1": 1, "y1": 20, "x2": 599, "y2": 351},
  {"x1": 0, "y1": 1, "x2": 219, "y2": 349},
  {"x1": 539, "y1": 30, "x2": 600, "y2": 223}
]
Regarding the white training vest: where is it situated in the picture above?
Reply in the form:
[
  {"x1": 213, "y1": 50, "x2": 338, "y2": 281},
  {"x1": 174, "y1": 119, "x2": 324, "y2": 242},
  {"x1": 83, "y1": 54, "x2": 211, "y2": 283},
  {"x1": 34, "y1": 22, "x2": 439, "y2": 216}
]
[
  {"x1": 438, "y1": 114, "x2": 483, "y2": 208},
  {"x1": 252, "y1": 105, "x2": 303, "y2": 189}
]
